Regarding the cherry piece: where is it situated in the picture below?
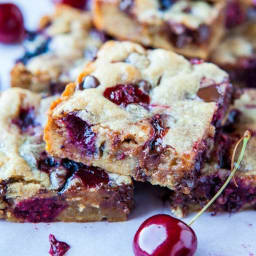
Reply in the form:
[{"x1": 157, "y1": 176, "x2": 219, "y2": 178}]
[
  {"x1": 226, "y1": 0, "x2": 245, "y2": 29},
  {"x1": 52, "y1": 0, "x2": 89, "y2": 10},
  {"x1": 103, "y1": 84, "x2": 150, "y2": 108},
  {"x1": 133, "y1": 214, "x2": 197, "y2": 256},
  {"x1": 62, "y1": 114, "x2": 96, "y2": 156},
  {"x1": 0, "y1": 3, "x2": 25, "y2": 44},
  {"x1": 74, "y1": 165, "x2": 109, "y2": 188},
  {"x1": 49, "y1": 234, "x2": 70, "y2": 256}
]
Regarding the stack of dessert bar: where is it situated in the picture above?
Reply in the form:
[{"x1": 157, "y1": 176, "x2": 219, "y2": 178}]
[
  {"x1": 0, "y1": 6, "x2": 133, "y2": 223},
  {"x1": 170, "y1": 89, "x2": 256, "y2": 217},
  {"x1": 0, "y1": 88, "x2": 133, "y2": 222},
  {"x1": 1, "y1": 0, "x2": 255, "y2": 222}
]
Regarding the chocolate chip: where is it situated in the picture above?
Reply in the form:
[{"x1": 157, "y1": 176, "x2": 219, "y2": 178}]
[
  {"x1": 138, "y1": 80, "x2": 152, "y2": 93},
  {"x1": 182, "y1": 6, "x2": 191, "y2": 13},
  {"x1": 196, "y1": 25, "x2": 210, "y2": 44},
  {"x1": 197, "y1": 84, "x2": 221, "y2": 102},
  {"x1": 159, "y1": 0, "x2": 175, "y2": 11},
  {"x1": 89, "y1": 29, "x2": 108, "y2": 43},
  {"x1": 165, "y1": 22, "x2": 210, "y2": 48},
  {"x1": 77, "y1": 75, "x2": 100, "y2": 90},
  {"x1": 49, "y1": 82, "x2": 66, "y2": 95},
  {"x1": 0, "y1": 182, "x2": 6, "y2": 198},
  {"x1": 99, "y1": 142, "x2": 105, "y2": 157},
  {"x1": 176, "y1": 34, "x2": 192, "y2": 48},
  {"x1": 119, "y1": 0, "x2": 134, "y2": 13}
]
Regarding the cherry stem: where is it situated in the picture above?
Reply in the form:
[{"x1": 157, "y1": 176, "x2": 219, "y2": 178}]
[{"x1": 188, "y1": 130, "x2": 251, "y2": 226}]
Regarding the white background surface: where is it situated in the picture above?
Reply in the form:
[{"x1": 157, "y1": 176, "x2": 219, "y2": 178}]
[{"x1": 0, "y1": 1, "x2": 256, "y2": 255}]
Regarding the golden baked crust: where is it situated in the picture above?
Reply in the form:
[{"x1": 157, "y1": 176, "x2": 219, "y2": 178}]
[
  {"x1": 45, "y1": 41, "x2": 232, "y2": 191},
  {"x1": 11, "y1": 5, "x2": 107, "y2": 93},
  {"x1": 93, "y1": 0, "x2": 226, "y2": 59},
  {"x1": 0, "y1": 88, "x2": 133, "y2": 222}
]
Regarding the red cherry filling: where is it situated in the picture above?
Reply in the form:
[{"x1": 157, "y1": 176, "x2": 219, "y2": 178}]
[
  {"x1": 13, "y1": 198, "x2": 67, "y2": 222},
  {"x1": 225, "y1": 0, "x2": 245, "y2": 29},
  {"x1": 62, "y1": 114, "x2": 96, "y2": 156},
  {"x1": 133, "y1": 214, "x2": 197, "y2": 256},
  {"x1": 49, "y1": 234, "x2": 70, "y2": 256},
  {"x1": 60, "y1": 159, "x2": 110, "y2": 189},
  {"x1": 0, "y1": 3, "x2": 25, "y2": 44},
  {"x1": 12, "y1": 107, "x2": 38, "y2": 133},
  {"x1": 36, "y1": 151, "x2": 110, "y2": 190},
  {"x1": 103, "y1": 84, "x2": 150, "y2": 108},
  {"x1": 73, "y1": 166, "x2": 109, "y2": 188},
  {"x1": 52, "y1": 0, "x2": 89, "y2": 10}
]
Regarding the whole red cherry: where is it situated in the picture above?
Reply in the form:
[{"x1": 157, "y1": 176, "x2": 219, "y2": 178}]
[
  {"x1": 133, "y1": 214, "x2": 197, "y2": 256},
  {"x1": 52, "y1": 0, "x2": 89, "y2": 10},
  {"x1": 0, "y1": 3, "x2": 25, "y2": 44}
]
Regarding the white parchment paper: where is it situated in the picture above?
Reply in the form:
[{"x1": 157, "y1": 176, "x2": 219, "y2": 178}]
[{"x1": 0, "y1": 1, "x2": 255, "y2": 255}]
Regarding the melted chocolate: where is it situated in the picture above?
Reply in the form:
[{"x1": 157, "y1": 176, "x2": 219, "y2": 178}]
[
  {"x1": 141, "y1": 115, "x2": 169, "y2": 170},
  {"x1": 37, "y1": 151, "x2": 58, "y2": 173},
  {"x1": 165, "y1": 23, "x2": 210, "y2": 48}
]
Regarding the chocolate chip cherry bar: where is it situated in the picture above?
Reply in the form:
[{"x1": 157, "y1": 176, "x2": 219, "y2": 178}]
[
  {"x1": 0, "y1": 88, "x2": 133, "y2": 222},
  {"x1": 11, "y1": 4, "x2": 108, "y2": 94},
  {"x1": 211, "y1": 21, "x2": 256, "y2": 88},
  {"x1": 92, "y1": 0, "x2": 226, "y2": 59},
  {"x1": 170, "y1": 89, "x2": 256, "y2": 217},
  {"x1": 45, "y1": 41, "x2": 233, "y2": 193}
]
